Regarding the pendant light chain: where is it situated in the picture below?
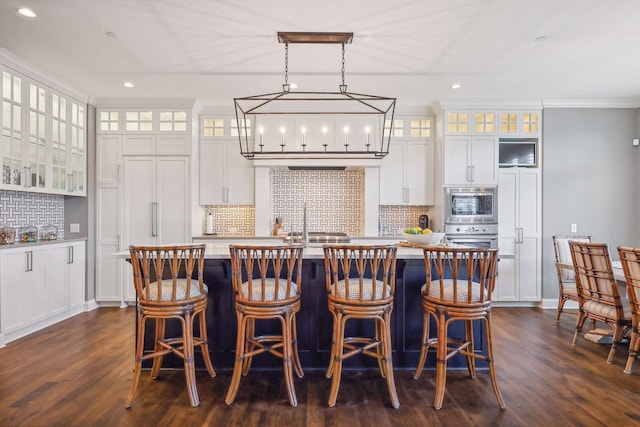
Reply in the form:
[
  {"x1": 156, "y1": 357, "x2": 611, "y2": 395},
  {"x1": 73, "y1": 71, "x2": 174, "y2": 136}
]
[
  {"x1": 341, "y1": 42, "x2": 346, "y2": 92},
  {"x1": 284, "y1": 42, "x2": 289, "y2": 86}
]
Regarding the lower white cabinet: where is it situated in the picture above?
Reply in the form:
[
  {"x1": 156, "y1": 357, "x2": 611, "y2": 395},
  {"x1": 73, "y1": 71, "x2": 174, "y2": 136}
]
[
  {"x1": 0, "y1": 241, "x2": 85, "y2": 345},
  {"x1": 497, "y1": 168, "x2": 541, "y2": 302}
]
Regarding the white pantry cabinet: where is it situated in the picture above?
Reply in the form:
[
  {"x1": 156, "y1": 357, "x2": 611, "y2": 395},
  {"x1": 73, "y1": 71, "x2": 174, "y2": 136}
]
[
  {"x1": 380, "y1": 140, "x2": 434, "y2": 205},
  {"x1": 497, "y1": 168, "x2": 541, "y2": 302},
  {"x1": 199, "y1": 140, "x2": 254, "y2": 205},
  {"x1": 0, "y1": 241, "x2": 85, "y2": 346}
]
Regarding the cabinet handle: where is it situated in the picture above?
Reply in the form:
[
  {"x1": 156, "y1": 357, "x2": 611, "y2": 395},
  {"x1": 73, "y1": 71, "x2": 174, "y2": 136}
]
[
  {"x1": 151, "y1": 202, "x2": 158, "y2": 237},
  {"x1": 68, "y1": 246, "x2": 74, "y2": 264},
  {"x1": 70, "y1": 173, "x2": 74, "y2": 192},
  {"x1": 405, "y1": 187, "x2": 410, "y2": 203},
  {"x1": 471, "y1": 165, "x2": 475, "y2": 182},
  {"x1": 466, "y1": 165, "x2": 471, "y2": 182},
  {"x1": 23, "y1": 166, "x2": 27, "y2": 187},
  {"x1": 117, "y1": 164, "x2": 121, "y2": 181},
  {"x1": 516, "y1": 227, "x2": 524, "y2": 244},
  {"x1": 25, "y1": 251, "x2": 32, "y2": 272}
]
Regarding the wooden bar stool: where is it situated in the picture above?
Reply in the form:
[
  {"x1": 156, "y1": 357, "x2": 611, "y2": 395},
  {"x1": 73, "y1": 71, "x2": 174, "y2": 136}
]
[
  {"x1": 618, "y1": 246, "x2": 640, "y2": 374},
  {"x1": 413, "y1": 246, "x2": 504, "y2": 410},
  {"x1": 323, "y1": 244, "x2": 399, "y2": 408},
  {"x1": 125, "y1": 244, "x2": 216, "y2": 408},
  {"x1": 225, "y1": 244, "x2": 304, "y2": 406}
]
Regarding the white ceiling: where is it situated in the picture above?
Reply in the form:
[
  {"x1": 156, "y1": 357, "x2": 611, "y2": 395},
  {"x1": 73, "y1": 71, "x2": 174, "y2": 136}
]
[{"x1": 2, "y1": 0, "x2": 640, "y2": 111}]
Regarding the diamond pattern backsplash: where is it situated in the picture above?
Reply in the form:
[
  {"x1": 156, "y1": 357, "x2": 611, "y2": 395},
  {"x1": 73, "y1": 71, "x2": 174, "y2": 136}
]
[
  {"x1": 0, "y1": 190, "x2": 65, "y2": 238},
  {"x1": 272, "y1": 169, "x2": 364, "y2": 236}
]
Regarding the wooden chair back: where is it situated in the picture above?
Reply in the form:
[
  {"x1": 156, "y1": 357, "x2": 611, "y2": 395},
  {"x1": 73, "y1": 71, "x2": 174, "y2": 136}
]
[
  {"x1": 421, "y1": 246, "x2": 498, "y2": 306},
  {"x1": 569, "y1": 241, "x2": 624, "y2": 313},
  {"x1": 229, "y1": 244, "x2": 303, "y2": 304},
  {"x1": 323, "y1": 244, "x2": 397, "y2": 302},
  {"x1": 129, "y1": 244, "x2": 207, "y2": 305},
  {"x1": 618, "y1": 246, "x2": 640, "y2": 317},
  {"x1": 553, "y1": 235, "x2": 592, "y2": 281}
]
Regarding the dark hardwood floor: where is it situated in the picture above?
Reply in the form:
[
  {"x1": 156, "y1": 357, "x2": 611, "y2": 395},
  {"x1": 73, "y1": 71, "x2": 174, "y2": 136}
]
[{"x1": 1, "y1": 306, "x2": 639, "y2": 426}]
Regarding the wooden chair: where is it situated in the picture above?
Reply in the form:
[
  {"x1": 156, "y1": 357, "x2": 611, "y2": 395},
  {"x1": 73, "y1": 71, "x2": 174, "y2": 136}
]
[
  {"x1": 323, "y1": 244, "x2": 399, "y2": 408},
  {"x1": 413, "y1": 246, "x2": 505, "y2": 410},
  {"x1": 569, "y1": 241, "x2": 632, "y2": 363},
  {"x1": 617, "y1": 246, "x2": 640, "y2": 374},
  {"x1": 225, "y1": 244, "x2": 304, "y2": 406},
  {"x1": 553, "y1": 235, "x2": 592, "y2": 322},
  {"x1": 125, "y1": 244, "x2": 216, "y2": 408}
]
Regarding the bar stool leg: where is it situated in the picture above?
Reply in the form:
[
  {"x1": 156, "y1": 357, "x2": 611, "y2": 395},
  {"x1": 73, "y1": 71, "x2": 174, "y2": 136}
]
[
  {"x1": 124, "y1": 313, "x2": 147, "y2": 408},
  {"x1": 413, "y1": 310, "x2": 430, "y2": 379},
  {"x1": 291, "y1": 313, "x2": 304, "y2": 378},
  {"x1": 242, "y1": 318, "x2": 255, "y2": 375},
  {"x1": 485, "y1": 315, "x2": 506, "y2": 409},
  {"x1": 624, "y1": 330, "x2": 640, "y2": 374},
  {"x1": 434, "y1": 310, "x2": 448, "y2": 410},
  {"x1": 381, "y1": 312, "x2": 400, "y2": 409},
  {"x1": 375, "y1": 319, "x2": 386, "y2": 378},
  {"x1": 328, "y1": 313, "x2": 346, "y2": 407},
  {"x1": 325, "y1": 309, "x2": 339, "y2": 379},
  {"x1": 281, "y1": 313, "x2": 298, "y2": 407},
  {"x1": 150, "y1": 318, "x2": 166, "y2": 379},
  {"x1": 225, "y1": 311, "x2": 247, "y2": 405},
  {"x1": 197, "y1": 309, "x2": 216, "y2": 377},
  {"x1": 465, "y1": 320, "x2": 477, "y2": 379},
  {"x1": 182, "y1": 312, "x2": 200, "y2": 407}
]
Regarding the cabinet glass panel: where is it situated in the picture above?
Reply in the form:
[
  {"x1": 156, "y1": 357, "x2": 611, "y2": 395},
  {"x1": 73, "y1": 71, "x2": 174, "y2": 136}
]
[
  {"x1": 28, "y1": 83, "x2": 47, "y2": 189},
  {"x1": 71, "y1": 102, "x2": 85, "y2": 192},
  {"x1": 474, "y1": 112, "x2": 495, "y2": 133},
  {"x1": 159, "y1": 110, "x2": 187, "y2": 132},
  {"x1": 125, "y1": 111, "x2": 153, "y2": 131},
  {"x1": 384, "y1": 119, "x2": 404, "y2": 138},
  {"x1": 51, "y1": 94, "x2": 67, "y2": 191},
  {"x1": 231, "y1": 118, "x2": 252, "y2": 137},
  {"x1": 522, "y1": 112, "x2": 539, "y2": 133},
  {"x1": 447, "y1": 112, "x2": 468, "y2": 133},
  {"x1": 410, "y1": 118, "x2": 431, "y2": 137},
  {"x1": 500, "y1": 112, "x2": 518, "y2": 133},
  {"x1": 202, "y1": 117, "x2": 225, "y2": 137},
  {"x1": 99, "y1": 111, "x2": 119, "y2": 132},
  {"x1": 1, "y1": 71, "x2": 23, "y2": 186}
]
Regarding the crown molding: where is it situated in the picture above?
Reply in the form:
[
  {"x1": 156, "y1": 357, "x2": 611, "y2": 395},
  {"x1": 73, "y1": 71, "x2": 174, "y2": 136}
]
[
  {"x1": 94, "y1": 98, "x2": 197, "y2": 109},
  {"x1": 541, "y1": 99, "x2": 640, "y2": 108},
  {"x1": 0, "y1": 47, "x2": 89, "y2": 103}
]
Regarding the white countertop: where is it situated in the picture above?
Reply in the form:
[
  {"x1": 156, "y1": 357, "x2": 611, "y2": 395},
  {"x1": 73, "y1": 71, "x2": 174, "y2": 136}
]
[{"x1": 113, "y1": 241, "x2": 426, "y2": 260}]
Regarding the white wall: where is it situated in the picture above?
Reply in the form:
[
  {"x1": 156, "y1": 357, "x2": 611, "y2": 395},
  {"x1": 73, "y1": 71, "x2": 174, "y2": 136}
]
[{"x1": 542, "y1": 108, "x2": 640, "y2": 299}]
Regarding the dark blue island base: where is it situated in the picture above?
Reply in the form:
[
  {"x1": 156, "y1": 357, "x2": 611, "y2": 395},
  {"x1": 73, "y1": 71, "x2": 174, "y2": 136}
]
[{"x1": 141, "y1": 258, "x2": 487, "y2": 371}]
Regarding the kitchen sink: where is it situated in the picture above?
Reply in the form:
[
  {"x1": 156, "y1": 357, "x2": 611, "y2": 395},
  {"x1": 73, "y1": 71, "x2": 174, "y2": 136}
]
[{"x1": 282, "y1": 231, "x2": 351, "y2": 244}]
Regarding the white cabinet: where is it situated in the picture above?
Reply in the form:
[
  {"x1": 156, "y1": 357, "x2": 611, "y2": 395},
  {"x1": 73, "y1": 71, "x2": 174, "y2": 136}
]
[
  {"x1": 95, "y1": 107, "x2": 193, "y2": 305},
  {"x1": 0, "y1": 241, "x2": 85, "y2": 344},
  {"x1": 443, "y1": 135, "x2": 498, "y2": 186},
  {"x1": 380, "y1": 140, "x2": 434, "y2": 205},
  {"x1": 497, "y1": 168, "x2": 541, "y2": 302},
  {"x1": 199, "y1": 140, "x2": 254, "y2": 205},
  {"x1": 0, "y1": 67, "x2": 86, "y2": 196}
]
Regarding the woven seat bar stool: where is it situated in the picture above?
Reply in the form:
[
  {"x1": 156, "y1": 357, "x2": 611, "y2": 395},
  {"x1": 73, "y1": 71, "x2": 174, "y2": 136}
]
[
  {"x1": 125, "y1": 244, "x2": 216, "y2": 408},
  {"x1": 553, "y1": 235, "x2": 592, "y2": 322},
  {"x1": 323, "y1": 244, "x2": 399, "y2": 409},
  {"x1": 618, "y1": 246, "x2": 640, "y2": 374},
  {"x1": 225, "y1": 244, "x2": 304, "y2": 407},
  {"x1": 570, "y1": 241, "x2": 632, "y2": 364},
  {"x1": 413, "y1": 246, "x2": 505, "y2": 410}
]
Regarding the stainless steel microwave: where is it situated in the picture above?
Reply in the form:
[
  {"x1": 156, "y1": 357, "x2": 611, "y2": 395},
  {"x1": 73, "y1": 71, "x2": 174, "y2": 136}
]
[{"x1": 444, "y1": 187, "x2": 497, "y2": 224}]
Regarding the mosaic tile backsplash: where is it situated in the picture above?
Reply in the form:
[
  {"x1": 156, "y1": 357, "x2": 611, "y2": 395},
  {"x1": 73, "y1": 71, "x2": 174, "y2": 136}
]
[
  {"x1": 272, "y1": 169, "x2": 364, "y2": 236},
  {"x1": 0, "y1": 190, "x2": 65, "y2": 239},
  {"x1": 378, "y1": 205, "x2": 433, "y2": 235},
  {"x1": 203, "y1": 205, "x2": 255, "y2": 236}
]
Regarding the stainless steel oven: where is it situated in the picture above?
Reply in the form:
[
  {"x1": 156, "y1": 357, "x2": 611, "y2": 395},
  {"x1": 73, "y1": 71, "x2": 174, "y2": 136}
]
[
  {"x1": 444, "y1": 187, "x2": 497, "y2": 224},
  {"x1": 444, "y1": 225, "x2": 499, "y2": 249}
]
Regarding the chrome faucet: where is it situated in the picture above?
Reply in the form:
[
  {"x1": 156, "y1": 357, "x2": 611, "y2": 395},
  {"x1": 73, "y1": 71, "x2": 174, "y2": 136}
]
[{"x1": 302, "y1": 203, "x2": 309, "y2": 248}]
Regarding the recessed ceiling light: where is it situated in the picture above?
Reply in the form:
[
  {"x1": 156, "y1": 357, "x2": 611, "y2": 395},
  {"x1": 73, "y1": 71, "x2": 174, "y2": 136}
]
[
  {"x1": 106, "y1": 32, "x2": 117, "y2": 38},
  {"x1": 17, "y1": 7, "x2": 36, "y2": 18},
  {"x1": 451, "y1": 83, "x2": 462, "y2": 90},
  {"x1": 290, "y1": 83, "x2": 298, "y2": 89},
  {"x1": 534, "y1": 36, "x2": 547, "y2": 43},
  {"x1": 123, "y1": 82, "x2": 134, "y2": 88}
]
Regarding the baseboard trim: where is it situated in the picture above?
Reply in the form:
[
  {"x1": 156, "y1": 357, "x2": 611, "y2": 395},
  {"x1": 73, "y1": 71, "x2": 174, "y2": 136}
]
[{"x1": 540, "y1": 298, "x2": 579, "y2": 310}]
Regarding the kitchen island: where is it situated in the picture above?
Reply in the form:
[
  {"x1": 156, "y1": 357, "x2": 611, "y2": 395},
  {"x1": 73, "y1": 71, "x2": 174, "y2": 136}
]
[{"x1": 119, "y1": 243, "x2": 487, "y2": 371}]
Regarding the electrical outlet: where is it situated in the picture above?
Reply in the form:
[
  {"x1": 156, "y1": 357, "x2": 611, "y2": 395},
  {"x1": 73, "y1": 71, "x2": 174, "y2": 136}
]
[
  {"x1": 571, "y1": 224, "x2": 577, "y2": 233},
  {"x1": 70, "y1": 223, "x2": 80, "y2": 233}
]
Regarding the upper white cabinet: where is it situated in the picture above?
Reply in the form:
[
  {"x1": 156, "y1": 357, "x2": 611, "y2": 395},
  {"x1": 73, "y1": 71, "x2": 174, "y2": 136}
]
[
  {"x1": 0, "y1": 66, "x2": 86, "y2": 196},
  {"x1": 199, "y1": 116, "x2": 254, "y2": 205},
  {"x1": 443, "y1": 135, "x2": 498, "y2": 186},
  {"x1": 379, "y1": 117, "x2": 434, "y2": 205}
]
